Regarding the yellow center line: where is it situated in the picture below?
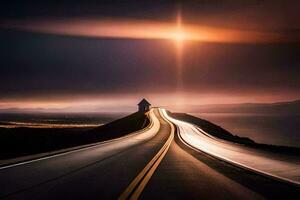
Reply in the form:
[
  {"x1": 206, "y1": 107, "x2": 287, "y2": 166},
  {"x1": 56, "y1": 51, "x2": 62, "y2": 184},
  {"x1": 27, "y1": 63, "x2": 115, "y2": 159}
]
[{"x1": 118, "y1": 108, "x2": 175, "y2": 200}]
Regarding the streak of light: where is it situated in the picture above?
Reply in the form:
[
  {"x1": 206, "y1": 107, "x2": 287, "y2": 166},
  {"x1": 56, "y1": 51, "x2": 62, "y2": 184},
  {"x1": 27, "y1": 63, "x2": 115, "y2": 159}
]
[
  {"x1": 162, "y1": 111, "x2": 300, "y2": 186},
  {"x1": 1, "y1": 18, "x2": 292, "y2": 43},
  {"x1": 175, "y1": 8, "x2": 184, "y2": 92}
]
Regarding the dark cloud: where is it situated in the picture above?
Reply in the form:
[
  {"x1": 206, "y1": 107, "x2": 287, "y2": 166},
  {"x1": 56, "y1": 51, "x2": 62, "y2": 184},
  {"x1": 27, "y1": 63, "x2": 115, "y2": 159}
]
[
  {"x1": 0, "y1": 29, "x2": 299, "y2": 99},
  {"x1": 0, "y1": 0, "x2": 177, "y2": 21},
  {"x1": 1, "y1": 1, "x2": 299, "y2": 28},
  {"x1": 0, "y1": 0, "x2": 299, "y2": 101},
  {"x1": 182, "y1": 42, "x2": 300, "y2": 94},
  {"x1": 0, "y1": 30, "x2": 178, "y2": 98}
]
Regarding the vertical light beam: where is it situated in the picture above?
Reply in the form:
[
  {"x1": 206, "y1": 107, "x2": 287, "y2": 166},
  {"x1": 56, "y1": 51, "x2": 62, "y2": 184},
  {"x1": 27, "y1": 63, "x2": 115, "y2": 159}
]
[{"x1": 175, "y1": 7, "x2": 184, "y2": 108}]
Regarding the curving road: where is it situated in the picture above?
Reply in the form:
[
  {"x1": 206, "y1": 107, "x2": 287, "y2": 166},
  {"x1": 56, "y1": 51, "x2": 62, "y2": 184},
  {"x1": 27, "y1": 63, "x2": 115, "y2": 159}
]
[
  {"x1": 163, "y1": 111, "x2": 300, "y2": 186},
  {"x1": 0, "y1": 109, "x2": 169, "y2": 199},
  {"x1": 0, "y1": 108, "x2": 300, "y2": 200}
]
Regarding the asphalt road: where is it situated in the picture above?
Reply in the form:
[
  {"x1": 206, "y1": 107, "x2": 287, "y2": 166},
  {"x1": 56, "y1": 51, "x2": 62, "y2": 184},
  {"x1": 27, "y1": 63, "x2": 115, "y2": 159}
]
[
  {"x1": 0, "y1": 109, "x2": 168, "y2": 199},
  {"x1": 163, "y1": 111, "x2": 300, "y2": 186},
  {"x1": 1, "y1": 108, "x2": 300, "y2": 200}
]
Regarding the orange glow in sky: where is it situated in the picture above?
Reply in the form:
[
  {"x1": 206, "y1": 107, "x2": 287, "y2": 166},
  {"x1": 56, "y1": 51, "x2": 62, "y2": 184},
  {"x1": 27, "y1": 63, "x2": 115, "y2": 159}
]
[
  {"x1": 1, "y1": 92, "x2": 299, "y2": 113},
  {"x1": 0, "y1": 11, "x2": 298, "y2": 112},
  {"x1": 173, "y1": 10, "x2": 186, "y2": 44},
  {"x1": 1, "y1": 15, "x2": 291, "y2": 44}
]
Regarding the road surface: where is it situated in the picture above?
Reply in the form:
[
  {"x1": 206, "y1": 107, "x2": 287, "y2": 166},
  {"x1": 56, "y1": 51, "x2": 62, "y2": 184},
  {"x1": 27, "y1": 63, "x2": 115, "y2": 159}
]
[
  {"x1": 163, "y1": 111, "x2": 300, "y2": 186},
  {"x1": 0, "y1": 108, "x2": 299, "y2": 199}
]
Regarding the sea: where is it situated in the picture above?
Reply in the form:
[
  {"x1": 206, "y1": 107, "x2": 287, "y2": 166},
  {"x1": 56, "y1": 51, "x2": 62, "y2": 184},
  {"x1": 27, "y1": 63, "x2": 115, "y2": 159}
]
[
  {"x1": 192, "y1": 113, "x2": 300, "y2": 148},
  {"x1": 1, "y1": 112, "x2": 299, "y2": 148},
  {"x1": 0, "y1": 112, "x2": 127, "y2": 129}
]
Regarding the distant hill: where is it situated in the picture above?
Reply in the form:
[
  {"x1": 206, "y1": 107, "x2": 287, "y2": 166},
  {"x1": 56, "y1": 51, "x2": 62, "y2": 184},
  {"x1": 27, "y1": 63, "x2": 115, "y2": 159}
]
[
  {"x1": 170, "y1": 112, "x2": 255, "y2": 145},
  {"x1": 170, "y1": 112, "x2": 300, "y2": 155},
  {"x1": 187, "y1": 99, "x2": 300, "y2": 114},
  {"x1": 88, "y1": 111, "x2": 149, "y2": 140},
  {"x1": 0, "y1": 111, "x2": 149, "y2": 160}
]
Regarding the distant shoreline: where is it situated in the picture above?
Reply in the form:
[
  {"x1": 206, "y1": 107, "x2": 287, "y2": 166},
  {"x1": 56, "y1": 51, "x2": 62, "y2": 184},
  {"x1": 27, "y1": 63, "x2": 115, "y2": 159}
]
[{"x1": 0, "y1": 122, "x2": 101, "y2": 129}]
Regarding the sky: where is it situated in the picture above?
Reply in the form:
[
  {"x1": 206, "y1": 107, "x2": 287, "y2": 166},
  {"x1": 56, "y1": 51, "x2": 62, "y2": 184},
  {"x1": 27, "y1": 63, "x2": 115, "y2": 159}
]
[{"x1": 0, "y1": 0, "x2": 299, "y2": 112}]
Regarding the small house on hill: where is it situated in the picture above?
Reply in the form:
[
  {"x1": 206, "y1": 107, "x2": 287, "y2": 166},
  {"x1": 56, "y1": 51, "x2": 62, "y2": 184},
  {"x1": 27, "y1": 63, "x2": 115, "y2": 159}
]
[{"x1": 138, "y1": 99, "x2": 151, "y2": 112}]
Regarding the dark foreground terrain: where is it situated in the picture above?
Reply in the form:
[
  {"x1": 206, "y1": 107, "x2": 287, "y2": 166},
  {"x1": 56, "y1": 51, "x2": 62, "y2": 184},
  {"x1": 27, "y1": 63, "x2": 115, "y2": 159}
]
[
  {"x1": 1, "y1": 108, "x2": 299, "y2": 200},
  {"x1": 1, "y1": 110, "x2": 299, "y2": 162},
  {"x1": 0, "y1": 112, "x2": 149, "y2": 160}
]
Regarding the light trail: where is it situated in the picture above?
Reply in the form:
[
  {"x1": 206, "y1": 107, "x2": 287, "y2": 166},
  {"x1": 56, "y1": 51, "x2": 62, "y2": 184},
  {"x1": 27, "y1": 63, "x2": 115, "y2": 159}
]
[
  {"x1": 0, "y1": 108, "x2": 160, "y2": 171},
  {"x1": 162, "y1": 111, "x2": 300, "y2": 187}
]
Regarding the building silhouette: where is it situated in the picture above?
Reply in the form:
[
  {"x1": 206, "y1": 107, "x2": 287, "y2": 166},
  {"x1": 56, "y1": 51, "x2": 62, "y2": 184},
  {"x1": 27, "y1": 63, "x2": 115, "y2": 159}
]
[{"x1": 138, "y1": 98, "x2": 151, "y2": 112}]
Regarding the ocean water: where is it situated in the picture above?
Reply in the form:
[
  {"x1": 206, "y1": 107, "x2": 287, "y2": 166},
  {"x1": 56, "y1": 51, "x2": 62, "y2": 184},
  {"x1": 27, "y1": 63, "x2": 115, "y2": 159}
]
[
  {"x1": 0, "y1": 113, "x2": 127, "y2": 128},
  {"x1": 2, "y1": 112, "x2": 299, "y2": 148},
  {"x1": 192, "y1": 113, "x2": 300, "y2": 148}
]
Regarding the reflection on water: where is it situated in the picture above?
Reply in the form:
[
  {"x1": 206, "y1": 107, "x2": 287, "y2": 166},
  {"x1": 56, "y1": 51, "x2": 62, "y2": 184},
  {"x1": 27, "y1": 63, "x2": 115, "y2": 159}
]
[{"x1": 193, "y1": 113, "x2": 300, "y2": 148}]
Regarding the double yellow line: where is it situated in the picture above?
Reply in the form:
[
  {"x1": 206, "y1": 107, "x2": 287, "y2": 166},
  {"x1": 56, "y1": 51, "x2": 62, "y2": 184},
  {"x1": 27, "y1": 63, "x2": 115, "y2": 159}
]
[{"x1": 119, "y1": 109, "x2": 175, "y2": 200}]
